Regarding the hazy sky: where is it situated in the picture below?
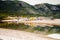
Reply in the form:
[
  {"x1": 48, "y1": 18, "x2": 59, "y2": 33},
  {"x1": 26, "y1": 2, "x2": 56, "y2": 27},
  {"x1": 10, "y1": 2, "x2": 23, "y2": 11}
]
[{"x1": 20, "y1": 0, "x2": 60, "y2": 5}]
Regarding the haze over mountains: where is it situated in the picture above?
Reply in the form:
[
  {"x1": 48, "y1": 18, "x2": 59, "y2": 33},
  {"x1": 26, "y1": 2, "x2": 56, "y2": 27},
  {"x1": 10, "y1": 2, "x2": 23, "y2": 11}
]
[{"x1": 0, "y1": 1, "x2": 60, "y2": 18}]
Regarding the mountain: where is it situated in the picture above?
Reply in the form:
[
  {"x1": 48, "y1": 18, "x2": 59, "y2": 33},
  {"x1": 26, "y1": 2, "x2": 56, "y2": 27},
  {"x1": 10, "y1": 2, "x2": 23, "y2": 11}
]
[
  {"x1": 0, "y1": 1, "x2": 38, "y2": 16},
  {"x1": 35, "y1": 3, "x2": 60, "y2": 12},
  {"x1": 0, "y1": 1, "x2": 60, "y2": 18},
  {"x1": 34, "y1": 3, "x2": 60, "y2": 18}
]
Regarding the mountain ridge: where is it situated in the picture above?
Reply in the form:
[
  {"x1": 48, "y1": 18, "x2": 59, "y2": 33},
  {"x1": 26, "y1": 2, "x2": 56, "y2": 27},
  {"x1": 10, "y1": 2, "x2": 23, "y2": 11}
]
[{"x1": 0, "y1": 1, "x2": 60, "y2": 18}]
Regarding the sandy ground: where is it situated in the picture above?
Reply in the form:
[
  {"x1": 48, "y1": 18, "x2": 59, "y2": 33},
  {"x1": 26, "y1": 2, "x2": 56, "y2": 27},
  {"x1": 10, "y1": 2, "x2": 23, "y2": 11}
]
[{"x1": 0, "y1": 28, "x2": 55, "y2": 40}]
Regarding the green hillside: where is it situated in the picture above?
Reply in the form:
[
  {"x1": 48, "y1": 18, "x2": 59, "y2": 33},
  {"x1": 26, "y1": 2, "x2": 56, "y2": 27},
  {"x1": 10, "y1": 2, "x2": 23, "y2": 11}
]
[{"x1": 0, "y1": 1, "x2": 60, "y2": 18}]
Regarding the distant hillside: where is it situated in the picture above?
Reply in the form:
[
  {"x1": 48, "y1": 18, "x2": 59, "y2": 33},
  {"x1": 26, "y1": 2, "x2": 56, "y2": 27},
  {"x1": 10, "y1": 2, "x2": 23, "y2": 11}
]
[
  {"x1": 0, "y1": 1, "x2": 60, "y2": 18},
  {"x1": 34, "y1": 3, "x2": 60, "y2": 18},
  {"x1": 0, "y1": 1, "x2": 38, "y2": 17}
]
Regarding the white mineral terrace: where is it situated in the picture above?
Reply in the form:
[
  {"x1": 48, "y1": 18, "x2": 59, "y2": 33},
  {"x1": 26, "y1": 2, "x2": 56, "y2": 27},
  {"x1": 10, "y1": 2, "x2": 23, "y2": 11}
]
[
  {"x1": 2, "y1": 19, "x2": 60, "y2": 26},
  {"x1": 48, "y1": 34, "x2": 60, "y2": 40},
  {"x1": 0, "y1": 28, "x2": 55, "y2": 40}
]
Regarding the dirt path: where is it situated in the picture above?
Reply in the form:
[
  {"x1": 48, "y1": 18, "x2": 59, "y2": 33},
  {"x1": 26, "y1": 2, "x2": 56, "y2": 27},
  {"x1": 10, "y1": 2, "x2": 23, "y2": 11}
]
[{"x1": 0, "y1": 28, "x2": 55, "y2": 40}]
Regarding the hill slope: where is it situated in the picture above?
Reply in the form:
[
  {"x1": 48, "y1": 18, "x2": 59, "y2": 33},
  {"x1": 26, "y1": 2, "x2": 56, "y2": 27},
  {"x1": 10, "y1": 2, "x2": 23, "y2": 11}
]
[
  {"x1": 0, "y1": 1, "x2": 60, "y2": 18},
  {"x1": 0, "y1": 1, "x2": 38, "y2": 16},
  {"x1": 34, "y1": 3, "x2": 60, "y2": 18}
]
